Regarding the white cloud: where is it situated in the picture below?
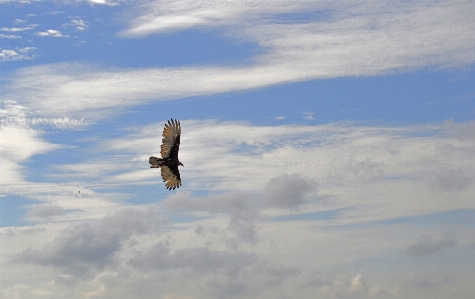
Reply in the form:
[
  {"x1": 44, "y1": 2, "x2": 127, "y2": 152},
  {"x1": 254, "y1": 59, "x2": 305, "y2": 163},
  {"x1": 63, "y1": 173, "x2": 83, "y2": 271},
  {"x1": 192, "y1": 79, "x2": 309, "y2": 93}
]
[
  {"x1": 35, "y1": 29, "x2": 69, "y2": 37},
  {"x1": 349, "y1": 274, "x2": 368, "y2": 293},
  {"x1": 0, "y1": 126, "x2": 60, "y2": 185},
  {"x1": 65, "y1": 17, "x2": 88, "y2": 31},
  {"x1": 68, "y1": 119, "x2": 475, "y2": 226},
  {"x1": 302, "y1": 112, "x2": 314, "y2": 120},
  {"x1": 0, "y1": 25, "x2": 37, "y2": 32},
  {"x1": 0, "y1": 34, "x2": 22, "y2": 39},
  {"x1": 121, "y1": 1, "x2": 475, "y2": 71},
  {"x1": 118, "y1": 0, "x2": 319, "y2": 36},
  {"x1": 0, "y1": 47, "x2": 37, "y2": 61},
  {"x1": 88, "y1": 0, "x2": 120, "y2": 5},
  {"x1": 3, "y1": 1, "x2": 474, "y2": 119}
]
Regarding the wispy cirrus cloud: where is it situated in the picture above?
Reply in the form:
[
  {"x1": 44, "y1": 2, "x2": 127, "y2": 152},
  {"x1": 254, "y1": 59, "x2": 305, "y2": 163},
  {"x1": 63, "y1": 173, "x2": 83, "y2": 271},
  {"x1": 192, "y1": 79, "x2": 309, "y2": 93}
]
[
  {"x1": 0, "y1": 34, "x2": 22, "y2": 39},
  {"x1": 0, "y1": 25, "x2": 37, "y2": 32},
  {"x1": 1, "y1": 1, "x2": 473, "y2": 119}
]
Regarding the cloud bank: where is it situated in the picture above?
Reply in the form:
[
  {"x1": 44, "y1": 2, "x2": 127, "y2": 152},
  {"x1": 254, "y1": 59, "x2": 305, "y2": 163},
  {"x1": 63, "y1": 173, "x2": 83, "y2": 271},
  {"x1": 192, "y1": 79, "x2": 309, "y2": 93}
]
[{"x1": 3, "y1": 0, "x2": 474, "y2": 119}]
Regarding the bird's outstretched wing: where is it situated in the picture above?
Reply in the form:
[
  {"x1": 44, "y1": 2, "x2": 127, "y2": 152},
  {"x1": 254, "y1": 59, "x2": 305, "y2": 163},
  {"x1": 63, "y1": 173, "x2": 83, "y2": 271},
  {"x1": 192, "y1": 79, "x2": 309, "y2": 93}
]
[
  {"x1": 160, "y1": 165, "x2": 182, "y2": 190},
  {"x1": 161, "y1": 119, "x2": 181, "y2": 159}
]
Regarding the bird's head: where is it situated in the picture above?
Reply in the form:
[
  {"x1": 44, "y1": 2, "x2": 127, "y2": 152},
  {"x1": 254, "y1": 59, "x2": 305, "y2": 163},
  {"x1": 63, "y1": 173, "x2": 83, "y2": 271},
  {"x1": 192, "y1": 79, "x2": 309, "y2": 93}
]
[{"x1": 179, "y1": 162, "x2": 184, "y2": 167}]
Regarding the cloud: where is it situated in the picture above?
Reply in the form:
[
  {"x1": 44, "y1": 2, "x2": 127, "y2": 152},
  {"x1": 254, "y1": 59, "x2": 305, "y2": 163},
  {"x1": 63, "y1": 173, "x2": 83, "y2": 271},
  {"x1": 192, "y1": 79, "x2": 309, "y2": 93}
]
[
  {"x1": 129, "y1": 242, "x2": 299, "y2": 297},
  {"x1": 432, "y1": 168, "x2": 473, "y2": 192},
  {"x1": 121, "y1": 1, "x2": 475, "y2": 69},
  {"x1": 87, "y1": 0, "x2": 120, "y2": 6},
  {"x1": 65, "y1": 17, "x2": 88, "y2": 31},
  {"x1": 263, "y1": 173, "x2": 318, "y2": 209},
  {"x1": 0, "y1": 26, "x2": 37, "y2": 32},
  {"x1": 300, "y1": 272, "x2": 385, "y2": 299},
  {"x1": 406, "y1": 274, "x2": 455, "y2": 290},
  {"x1": 29, "y1": 117, "x2": 90, "y2": 129},
  {"x1": 0, "y1": 47, "x2": 37, "y2": 61},
  {"x1": 405, "y1": 231, "x2": 457, "y2": 257},
  {"x1": 0, "y1": 34, "x2": 22, "y2": 39},
  {"x1": 349, "y1": 274, "x2": 369, "y2": 293},
  {"x1": 35, "y1": 29, "x2": 69, "y2": 37},
  {"x1": 162, "y1": 192, "x2": 260, "y2": 245},
  {"x1": 302, "y1": 112, "x2": 314, "y2": 120},
  {"x1": 25, "y1": 205, "x2": 65, "y2": 219},
  {"x1": 130, "y1": 242, "x2": 256, "y2": 276},
  {"x1": 3, "y1": 1, "x2": 474, "y2": 119},
  {"x1": 441, "y1": 119, "x2": 475, "y2": 140},
  {"x1": 86, "y1": 119, "x2": 475, "y2": 226},
  {"x1": 13, "y1": 208, "x2": 164, "y2": 278},
  {"x1": 0, "y1": 126, "x2": 60, "y2": 185}
]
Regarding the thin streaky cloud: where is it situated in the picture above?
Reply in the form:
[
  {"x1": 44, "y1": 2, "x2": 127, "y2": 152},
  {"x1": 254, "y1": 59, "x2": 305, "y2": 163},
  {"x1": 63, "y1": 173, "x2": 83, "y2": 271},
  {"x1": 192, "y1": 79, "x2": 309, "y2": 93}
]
[
  {"x1": 0, "y1": 34, "x2": 22, "y2": 39},
  {"x1": 4, "y1": 1, "x2": 473, "y2": 119},
  {"x1": 0, "y1": 26, "x2": 37, "y2": 32}
]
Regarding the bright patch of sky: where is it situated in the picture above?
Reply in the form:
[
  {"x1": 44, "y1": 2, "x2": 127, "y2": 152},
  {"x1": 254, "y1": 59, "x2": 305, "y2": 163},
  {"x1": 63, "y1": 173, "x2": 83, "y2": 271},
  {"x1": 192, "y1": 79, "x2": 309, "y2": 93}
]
[{"x1": 1, "y1": 1, "x2": 475, "y2": 299}]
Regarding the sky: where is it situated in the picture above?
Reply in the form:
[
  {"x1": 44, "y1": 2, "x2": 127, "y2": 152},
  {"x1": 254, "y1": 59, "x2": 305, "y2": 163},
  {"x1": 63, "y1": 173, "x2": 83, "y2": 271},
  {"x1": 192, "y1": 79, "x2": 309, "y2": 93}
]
[{"x1": 1, "y1": 0, "x2": 475, "y2": 298}]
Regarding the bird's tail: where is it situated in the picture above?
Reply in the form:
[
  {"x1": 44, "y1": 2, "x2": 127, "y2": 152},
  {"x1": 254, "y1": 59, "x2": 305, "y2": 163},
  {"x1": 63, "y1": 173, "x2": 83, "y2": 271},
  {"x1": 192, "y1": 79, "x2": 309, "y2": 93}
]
[{"x1": 149, "y1": 156, "x2": 164, "y2": 168}]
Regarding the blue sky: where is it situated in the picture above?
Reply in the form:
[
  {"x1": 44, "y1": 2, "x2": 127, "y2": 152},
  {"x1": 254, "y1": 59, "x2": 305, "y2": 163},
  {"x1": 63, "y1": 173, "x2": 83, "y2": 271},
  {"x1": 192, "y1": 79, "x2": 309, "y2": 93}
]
[{"x1": 1, "y1": 1, "x2": 475, "y2": 299}]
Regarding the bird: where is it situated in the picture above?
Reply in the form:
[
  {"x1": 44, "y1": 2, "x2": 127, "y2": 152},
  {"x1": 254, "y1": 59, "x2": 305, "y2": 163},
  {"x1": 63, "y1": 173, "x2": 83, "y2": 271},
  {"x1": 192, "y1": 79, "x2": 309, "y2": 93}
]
[{"x1": 149, "y1": 119, "x2": 184, "y2": 190}]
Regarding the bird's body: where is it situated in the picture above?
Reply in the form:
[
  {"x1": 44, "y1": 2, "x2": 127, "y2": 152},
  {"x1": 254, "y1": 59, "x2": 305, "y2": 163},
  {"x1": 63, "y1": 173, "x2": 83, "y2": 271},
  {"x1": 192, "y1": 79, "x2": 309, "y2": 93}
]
[{"x1": 149, "y1": 119, "x2": 183, "y2": 190}]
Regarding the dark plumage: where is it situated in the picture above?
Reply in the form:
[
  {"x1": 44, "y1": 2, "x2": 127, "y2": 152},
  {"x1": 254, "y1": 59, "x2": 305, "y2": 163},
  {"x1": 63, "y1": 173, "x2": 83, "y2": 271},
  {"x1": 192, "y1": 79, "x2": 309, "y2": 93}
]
[{"x1": 149, "y1": 119, "x2": 184, "y2": 190}]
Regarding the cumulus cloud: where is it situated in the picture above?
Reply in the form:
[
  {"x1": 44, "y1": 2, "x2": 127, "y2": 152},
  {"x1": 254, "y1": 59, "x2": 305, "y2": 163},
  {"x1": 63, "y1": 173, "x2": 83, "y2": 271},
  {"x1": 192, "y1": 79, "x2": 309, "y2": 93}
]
[
  {"x1": 160, "y1": 173, "x2": 317, "y2": 245},
  {"x1": 406, "y1": 231, "x2": 457, "y2": 257},
  {"x1": 300, "y1": 272, "x2": 385, "y2": 299},
  {"x1": 35, "y1": 29, "x2": 69, "y2": 37},
  {"x1": 65, "y1": 17, "x2": 88, "y2": 30},
  {"x1": 349, "y1": 274, "x2": 369, "y2": 293},
  {"x1": 162, "y1": 192, "x2": 260, "y2": 245},
  {"x1": 13, "y1": 208, "x2": 164, "y2": 278},
  {"x1": 87, "y1": 0, "x2": 120, "y2": 5},
  {"x1": 0, "y1": 47, "x2": 37, "y2": 61}
]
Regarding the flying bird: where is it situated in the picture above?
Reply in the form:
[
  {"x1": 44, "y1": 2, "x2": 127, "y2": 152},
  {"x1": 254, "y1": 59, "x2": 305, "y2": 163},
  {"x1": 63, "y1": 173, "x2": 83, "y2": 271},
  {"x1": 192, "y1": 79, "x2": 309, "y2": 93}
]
[{"x1": 149, "y1": 119, "x2": 184, "y2": 190}]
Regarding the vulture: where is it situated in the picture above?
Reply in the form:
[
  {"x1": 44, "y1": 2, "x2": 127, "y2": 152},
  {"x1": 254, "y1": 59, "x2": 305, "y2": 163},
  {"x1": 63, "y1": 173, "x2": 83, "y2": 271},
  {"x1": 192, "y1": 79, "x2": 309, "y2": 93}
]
[{"x1": 149, "y1": 119, "x2": 184, "y2": 190}]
